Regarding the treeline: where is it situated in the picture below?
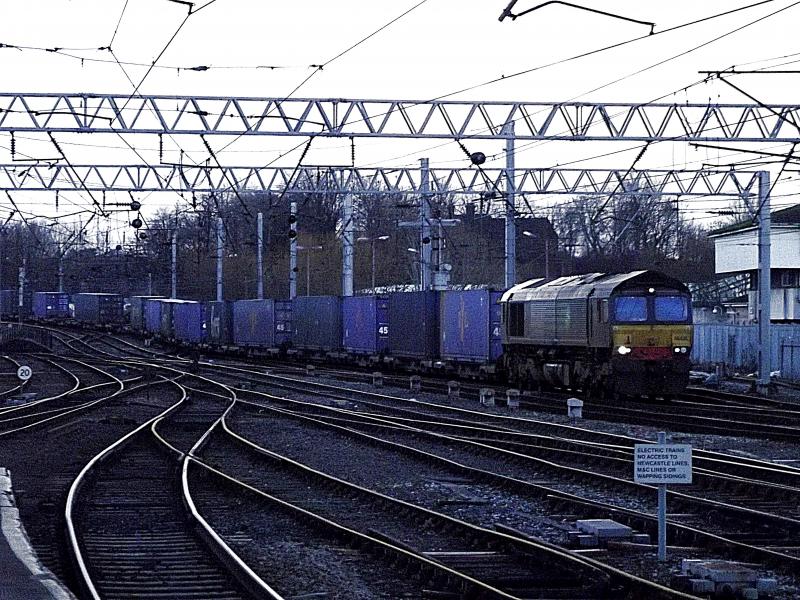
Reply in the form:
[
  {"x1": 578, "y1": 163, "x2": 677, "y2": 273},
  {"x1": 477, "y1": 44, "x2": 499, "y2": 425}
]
[{"x1": 0, "y1": 186, "x2": 717, "y2": 299}]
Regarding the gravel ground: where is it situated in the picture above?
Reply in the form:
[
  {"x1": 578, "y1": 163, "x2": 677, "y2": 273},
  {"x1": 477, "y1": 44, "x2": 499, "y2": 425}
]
[
  {"x1": 228, "y1": 402, "x2": 800, "y2": 599},
  {"x1": 230, "y1": 377, "x2": 798, "y2": 598},
  {"x1": 191, "y1": 463, "x2": 453, "y2": 599}
]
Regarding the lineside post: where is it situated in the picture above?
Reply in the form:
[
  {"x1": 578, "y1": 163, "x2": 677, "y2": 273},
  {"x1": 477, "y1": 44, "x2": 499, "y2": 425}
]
[
  {"x1": 420, "y1": 158, "x2": 432, "y2": 290},
  {"x1": 216, "y1": 217, "x2": 223, "y2": 302},
  {"x1": 757, "y1": 171, "x2": 771, "y2": 395},
  {"x1": 171, "y1": 230, "x2": 177, "y2": 299},
  {"x1": 257, "y1": 212, "x2": 264, "y2": 300},
  {"x1": 289, "y1": 202, "x2": 297, "y2": 300},
  {"x1": 657, "y1": 431, "x2": 667, "y2": 561},
  {"x1": 505, "y1": 121, "x2": 516, "y2": 288},
  {"x1": 342, "y1": 193, "x2": 354, "y2": 297}
]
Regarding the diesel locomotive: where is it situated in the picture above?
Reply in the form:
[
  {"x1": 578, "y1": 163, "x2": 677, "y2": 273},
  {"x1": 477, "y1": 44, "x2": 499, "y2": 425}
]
[{"x1": 500, "y1": 270, "x2": 692, "y2": 398}]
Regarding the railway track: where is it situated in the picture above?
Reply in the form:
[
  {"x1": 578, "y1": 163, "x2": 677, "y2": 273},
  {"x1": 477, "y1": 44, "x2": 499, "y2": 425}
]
[
  {"x1": 205, "y1": 367, "x2": 800, "y2": 574},
  {"x1": 66, "y1": 374, "x2": 272, "y2": 600},
  {"x1": 7, "y1": 327, "x2": 797, "y2": 596},
  {"x1": 199, "y1": 405, "x2": 691, "y2": 599}
]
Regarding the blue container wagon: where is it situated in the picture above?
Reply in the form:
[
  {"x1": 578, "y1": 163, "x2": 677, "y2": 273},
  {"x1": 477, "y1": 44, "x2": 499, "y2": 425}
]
[
  {"x1": 293, "y1": 296, "x2": 342, "y2": 352},
  {"x1": 32, "y1": 292, "x2": 70, "y2": 319},
  {"x1": 206, "y1": 301, "x2": 233, "y2": 346},
  {"x1": 342, "y1": 295, "x2": 389, "y2": 355},
  {"x1": 233, "y1": 299, "x2": 293, "y2": 349},
  {"x1": 440, "y1": 289, "x2": 503, "y2": 365},
  {"x1": 387, "y1": 291, "x2": 440, "y2": 360},
  {"x1": 0, "y1": 290, "x2": 31, "y2": 319},
  {"x1": 130, "y1": 296, "x2": 163, "y2": 331},
  {"x1": 73, "y1": 293, "x2": 124, "y2": 325},
  {"x1": 143, "y1": 299, "x2": 164, "y2": 335},
  {"x1": 159, "y1": 299, "x2": 191, "y2": 340},
  {"x1": 173, "y1": 301, "x2": 207, "y2": 344}
]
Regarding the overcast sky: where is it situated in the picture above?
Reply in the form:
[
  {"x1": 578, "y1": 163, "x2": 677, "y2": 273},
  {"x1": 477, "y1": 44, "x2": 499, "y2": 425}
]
[{"x1": 1, "y1": 0, "x2": 799, "y2": 237}]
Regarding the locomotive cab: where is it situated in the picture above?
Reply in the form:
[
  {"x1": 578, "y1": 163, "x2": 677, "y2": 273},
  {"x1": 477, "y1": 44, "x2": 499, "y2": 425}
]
[
  {"x1": 500, "y1": 270, "x2": 693, "y2": 398},
  {"x1": 607, "y1": 284, "x2": 692, "y2": 397}
]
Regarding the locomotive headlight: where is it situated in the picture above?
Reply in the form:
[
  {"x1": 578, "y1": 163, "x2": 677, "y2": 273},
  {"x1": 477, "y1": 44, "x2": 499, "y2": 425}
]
[
  {"x1": 617, "y1": 345, "x2": 632, "y2": 355},
  {"x1": 674, "y1": 347, "x2": 681, "y2": 353}
]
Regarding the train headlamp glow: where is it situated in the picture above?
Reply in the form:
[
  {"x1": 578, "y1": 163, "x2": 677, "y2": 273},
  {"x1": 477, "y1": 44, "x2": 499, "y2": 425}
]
[
  {"x1": 674, "y1": 347, "x2": 681, "y2": 353},
  {"x1": 617, "y1": 345, "x2": 632, "y2": 355},
  {"x1": 648, "y1": 287, "x2": 655, "y2": 294},
  {"x1": 674, "y1": 346, "x2": 688, "y2": 353}
]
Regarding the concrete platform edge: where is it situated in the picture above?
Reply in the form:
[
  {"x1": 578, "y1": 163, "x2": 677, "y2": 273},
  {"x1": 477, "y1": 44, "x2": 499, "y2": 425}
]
[{"x1": 1, "y1": 467, "x2": 77, "y2": 600}]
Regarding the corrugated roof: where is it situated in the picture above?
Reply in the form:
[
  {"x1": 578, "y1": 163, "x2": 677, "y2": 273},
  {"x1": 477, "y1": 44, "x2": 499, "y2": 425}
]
[{"x1": 501, "y1": 270, "x2": 687, "y2": 303}]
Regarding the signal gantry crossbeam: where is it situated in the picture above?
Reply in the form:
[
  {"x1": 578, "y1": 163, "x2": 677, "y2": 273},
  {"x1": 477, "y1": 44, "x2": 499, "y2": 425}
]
[
  {"x1": 1, "y1": 93, "x2": 800, "y2": 140},
  {"x1": 1, "y1": 91, "x2": 782, "y2": 393},
  {"x1": 0, "y1": 164, "x2": 760, "y2": 196}
]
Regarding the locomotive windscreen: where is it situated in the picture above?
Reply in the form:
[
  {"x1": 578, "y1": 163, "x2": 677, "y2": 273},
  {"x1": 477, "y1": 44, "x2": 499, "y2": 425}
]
[
  {"x1": 614, "y1": 296, "x2": 647, "y2": 322},
  {"x1": 654, "y1": 296, "x2": 689, "y2": 322}
]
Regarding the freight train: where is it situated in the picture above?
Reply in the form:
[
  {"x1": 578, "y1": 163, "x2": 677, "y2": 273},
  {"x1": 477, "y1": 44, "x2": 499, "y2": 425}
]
[{"x1": 0, "y1": 270, "x2": 693, "y2": 398}]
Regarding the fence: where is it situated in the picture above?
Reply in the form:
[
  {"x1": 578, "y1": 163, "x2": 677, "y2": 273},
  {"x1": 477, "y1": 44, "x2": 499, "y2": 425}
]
[
  {"x1": 0, "y1": 324, "x2": 53, "y2": 350},
  {"x1": 691, "y1": 323, "x2": 800, "y2": 381}
]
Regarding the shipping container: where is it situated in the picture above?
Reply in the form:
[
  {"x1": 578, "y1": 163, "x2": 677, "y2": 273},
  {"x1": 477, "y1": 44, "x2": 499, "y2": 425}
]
[
  {"x1": 206, "y1": 301, "x2": 233, "y2": 346},
  {"x1": 232, "y1": 299, "x2": 291, "y2": 348},
  {"x1": 32, "y1": 292, "x2": 70, "y2": 319},
  {"x1": 143, "y1": 299, "x2": 164, "y2": 335},
  {"x1": 130, "y1": 296, "x2": 163, "y2": 331},
  {"x1": 388, "y1": 291, "x2": 440, "y2": 359},
  {"x1": 159, "y1": 299, "x2": 189, "y2": 339},
  {"x1": 274, "y1": 300, "x2": 292, "y2": 347},
  {"x1": 73, "y1": 293, "x2": 124, "y2": 325},
  {"x1": 293, "y1": 296, "x2": 342, "y2": 351},
  {"x1": 439, "y1": 290, "x2": 503, "y2": 363},
  {"x1": 342, "y1": 295, "x2": 389, "y2": 354},
  {"x1": 0, "y1": 290, "x2": 31, "y2": 318},
  {"x1": 173, "y1": 301, "x2": 207, "y2": 344}
]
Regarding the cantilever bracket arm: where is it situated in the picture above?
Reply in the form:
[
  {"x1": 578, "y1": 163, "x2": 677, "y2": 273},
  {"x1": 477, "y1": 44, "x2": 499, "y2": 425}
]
[{"x1": 499, "y1": 0, "x2": 655, "y2": 34}]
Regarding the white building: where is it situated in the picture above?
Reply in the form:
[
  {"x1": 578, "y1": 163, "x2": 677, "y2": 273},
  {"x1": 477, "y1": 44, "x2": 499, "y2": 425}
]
[{"x1": 710, "y1": 204, "x2": 800, "y2": 322}]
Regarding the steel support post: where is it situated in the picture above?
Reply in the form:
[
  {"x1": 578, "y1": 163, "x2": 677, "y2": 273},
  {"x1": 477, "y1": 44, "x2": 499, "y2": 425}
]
[
  {"x1": 18, "y1": 258, "x2": 25, "y2": 324},
  {"x1": 505, "y1": 122, "x2": 516, "y2": 288},
  {"x1": 215, "y1": 217, "x2": 223, "y2": 302},
  {"x1": 257, "y1": 212, "x2": 264, "y2": 300},
  {"x1": 420, "y1": 158, "x2": 432, "y2": 290},
  {"x1": 757, "y1": 171, "x2": 772, "y2": 395},
  {"x1": 171, "y1": 230, "x2": 177, "y2": 299},
  {"x1": 342, "y1": 193, "x2": 354, "y2": 297},
  {"x1": 58, "y1": 254, "x2": 64, "y2": 293},
  {"x1": 657, "y1": 431, "x2": 667, "y2": 561},
  {"x1": 371, "y1": 240, "x2": 376, "y2": 291},
  {"x1": 289, "y1": 202, "x2": 297, "y2": 300},
  {"x1": 306, "y1": 250, "x2": 312, "y2": 296}
]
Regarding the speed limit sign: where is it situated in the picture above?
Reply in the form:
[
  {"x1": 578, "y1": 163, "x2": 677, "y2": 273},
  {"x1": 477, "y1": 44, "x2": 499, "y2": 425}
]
[{"x1": 16, "y1": 365, "x2": 32, "y2": 382}]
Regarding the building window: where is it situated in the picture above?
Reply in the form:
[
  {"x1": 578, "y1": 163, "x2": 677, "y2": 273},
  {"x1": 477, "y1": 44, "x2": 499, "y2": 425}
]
[{"x1": 781, "y1": 271, "x2": 798, "y2": 288}]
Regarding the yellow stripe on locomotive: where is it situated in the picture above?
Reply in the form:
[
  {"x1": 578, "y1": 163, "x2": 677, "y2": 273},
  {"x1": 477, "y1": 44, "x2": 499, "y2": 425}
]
[{"x1": 613, "y1": 325, "x2": 692, "y2": 360}]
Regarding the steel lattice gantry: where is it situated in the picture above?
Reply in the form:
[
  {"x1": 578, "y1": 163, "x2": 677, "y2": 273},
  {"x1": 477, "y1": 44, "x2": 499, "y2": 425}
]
[
  {"x1": 1, "y1": 91, "x2": 780, "y2": 392},
  {"x1": 0, "y1": 164, "x2": 760, "y2": 196},
  {"x1": 1, "y1": 93, "x2": 800, "y2": 141}
]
